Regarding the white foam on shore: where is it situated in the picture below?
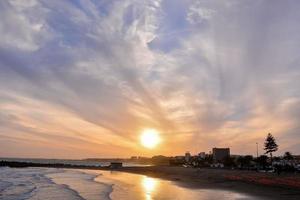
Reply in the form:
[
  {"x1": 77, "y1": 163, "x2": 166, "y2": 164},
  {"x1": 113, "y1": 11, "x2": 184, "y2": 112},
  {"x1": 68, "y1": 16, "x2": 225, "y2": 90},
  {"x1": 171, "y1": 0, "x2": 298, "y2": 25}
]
[
  {"x1": 0, "y1": 167, "x2": 264, "y2": 200},
  {"x1": 0, "y1": 167, "x2": 84, "y2": 200},
  {"x1": 0, "y1": 167, "x2": 112, "y2": 200},
  {"x1": 47, "y1": 169, "x2": 112, "y2": 200}
]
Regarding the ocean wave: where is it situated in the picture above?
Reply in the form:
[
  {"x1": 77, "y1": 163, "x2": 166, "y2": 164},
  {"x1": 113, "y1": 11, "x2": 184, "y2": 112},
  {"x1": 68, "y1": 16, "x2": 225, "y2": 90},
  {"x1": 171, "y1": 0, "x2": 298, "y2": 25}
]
[
  {"x1": 46, "y1": 169, "x2": 113, "y2": 200},
  {"x1": 0, "y1": 168, "x2": 92, "y2": 200}
]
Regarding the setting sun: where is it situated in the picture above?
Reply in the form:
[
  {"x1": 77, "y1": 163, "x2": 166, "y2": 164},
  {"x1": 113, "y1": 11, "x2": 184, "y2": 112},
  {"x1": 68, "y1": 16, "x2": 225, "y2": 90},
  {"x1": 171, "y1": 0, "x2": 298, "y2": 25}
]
[{"x1": 140, "y1": 129, "x2": 161, "y2": 149}]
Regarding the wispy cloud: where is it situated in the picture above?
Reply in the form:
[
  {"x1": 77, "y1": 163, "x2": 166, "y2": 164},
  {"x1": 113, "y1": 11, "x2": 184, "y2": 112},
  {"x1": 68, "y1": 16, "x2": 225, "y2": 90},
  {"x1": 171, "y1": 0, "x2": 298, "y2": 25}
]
[{"x1": 0, "y1": 0, "x2": 300, "y2": 158}]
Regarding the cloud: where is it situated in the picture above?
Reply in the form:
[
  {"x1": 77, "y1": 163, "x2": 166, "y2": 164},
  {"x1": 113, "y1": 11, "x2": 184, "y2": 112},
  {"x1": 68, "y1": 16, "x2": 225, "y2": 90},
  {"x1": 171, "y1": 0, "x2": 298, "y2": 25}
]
[{"x1": 0, "y1": 0, "x2": 300, "y2": 158}]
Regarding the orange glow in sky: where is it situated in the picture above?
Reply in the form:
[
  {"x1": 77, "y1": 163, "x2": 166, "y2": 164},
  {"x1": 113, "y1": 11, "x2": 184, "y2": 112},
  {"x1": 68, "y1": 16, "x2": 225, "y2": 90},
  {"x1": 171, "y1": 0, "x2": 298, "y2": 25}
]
[{"x1": 1, "y1": 1, "x2": 300, "y2": 159}]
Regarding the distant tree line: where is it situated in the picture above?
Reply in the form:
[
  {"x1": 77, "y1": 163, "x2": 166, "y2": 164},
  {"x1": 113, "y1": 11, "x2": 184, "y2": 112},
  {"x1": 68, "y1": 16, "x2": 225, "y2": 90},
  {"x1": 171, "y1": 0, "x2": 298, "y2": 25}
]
[{"x1": 168, "y1": 133, "x2": 299, "y2": 174}]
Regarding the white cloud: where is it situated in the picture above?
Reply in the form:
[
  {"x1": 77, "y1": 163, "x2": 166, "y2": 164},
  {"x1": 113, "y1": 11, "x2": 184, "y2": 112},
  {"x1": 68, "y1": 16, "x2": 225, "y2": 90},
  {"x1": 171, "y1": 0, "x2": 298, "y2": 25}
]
[
  {"x1": 0, "y1": 0, "x2": 300, "y2": 157},
  {"x1": 0, "y1": 1, "x2": 50, "y2": 51},
  {"x1": 187, "y1": 2, "x2": 215, "y2": 24}
]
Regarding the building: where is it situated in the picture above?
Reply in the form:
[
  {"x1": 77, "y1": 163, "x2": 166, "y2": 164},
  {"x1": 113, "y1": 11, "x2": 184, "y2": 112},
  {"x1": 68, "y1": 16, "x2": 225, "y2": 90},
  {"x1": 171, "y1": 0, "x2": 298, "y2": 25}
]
[
  {"x1": 294, "y1": 155, "x2": 300, "y2": 163},
  {"x1": 109, "y1": 162, "x2": 123, "y2": 169},
  {"x1": 185, "y1": 152, "x2": 191, "y2": 162},
  {"x1": 169, "y1": 156, "x2": 185, "y2": 166},
  {"x1": 198, "y1": 152, "x2": 206, "y2": 159},
  {"x1": 212, "y1": 148, "x2": 230, "y2": 162}
]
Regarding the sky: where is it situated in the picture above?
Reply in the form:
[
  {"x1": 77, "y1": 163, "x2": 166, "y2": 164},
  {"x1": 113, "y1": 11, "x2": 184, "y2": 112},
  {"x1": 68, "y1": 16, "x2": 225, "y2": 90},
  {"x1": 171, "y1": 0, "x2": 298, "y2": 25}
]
[{"x1": 1, "y1": 0, "x2": 300, "y2": 159}]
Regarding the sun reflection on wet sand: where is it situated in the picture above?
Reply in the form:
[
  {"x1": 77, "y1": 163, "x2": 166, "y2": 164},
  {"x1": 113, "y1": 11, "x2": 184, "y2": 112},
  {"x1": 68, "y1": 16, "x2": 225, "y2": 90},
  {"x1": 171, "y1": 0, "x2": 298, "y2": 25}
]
[
  {"x1": 142, "y1": 177, "x2": 157, "y2": 200},
  {"x1": 91, "y1": 170, "x2": 260, "y2": 200}
]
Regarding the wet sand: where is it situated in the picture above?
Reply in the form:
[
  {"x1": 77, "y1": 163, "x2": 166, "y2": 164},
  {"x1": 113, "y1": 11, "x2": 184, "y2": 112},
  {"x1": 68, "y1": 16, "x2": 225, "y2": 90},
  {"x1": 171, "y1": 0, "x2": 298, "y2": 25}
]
[
  {"x1": 91, "y1": 169, "x2": 262, "y2": 200},
  {"x1": 111, "y1": 166, "x2": 300, "y2": 200},
  {"x1": 2, "y1": 161, "x2": 300, "y2": 199}
]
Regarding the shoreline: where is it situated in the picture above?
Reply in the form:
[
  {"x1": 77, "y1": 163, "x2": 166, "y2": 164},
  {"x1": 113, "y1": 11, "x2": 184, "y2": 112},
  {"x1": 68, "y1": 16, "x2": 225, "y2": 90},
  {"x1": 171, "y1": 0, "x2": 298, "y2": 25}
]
[
  {"x1": 110, "y1": 166, "x2": 300, "y2": 200},
  {"x1": 1, "y1": 161, "x2": 300, "y2": 199}
]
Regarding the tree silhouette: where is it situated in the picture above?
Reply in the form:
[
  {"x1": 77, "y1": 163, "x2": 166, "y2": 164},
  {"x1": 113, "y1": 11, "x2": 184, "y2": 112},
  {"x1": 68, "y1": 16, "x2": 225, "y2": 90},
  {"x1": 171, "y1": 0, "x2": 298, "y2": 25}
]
[
  {"x1": 237, "y1": 155, "x2": 253, "y2": 169},
  {"x1": 256, "y1": 155, "x2": 268, "y2": 169},
  {"x1": 224, "y1": 156, "x2": 235, "y2": 168},
  {"x1": 283, "y1": 151, "x2": 293, "y2": 160},
  {"x1": 264, "y1": 133, "x2": 278, "y2": 162}
]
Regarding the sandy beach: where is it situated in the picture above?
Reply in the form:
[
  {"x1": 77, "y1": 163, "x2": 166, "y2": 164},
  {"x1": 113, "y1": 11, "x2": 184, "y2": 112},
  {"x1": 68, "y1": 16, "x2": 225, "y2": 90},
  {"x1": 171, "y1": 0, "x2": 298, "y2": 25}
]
[
  {"x1": 2, "y1": 161, "x2": 300, "y2": 199},
  {"x1": 0, "y1": 167, "x2": 264, "y2": 200},
  {"x1": 112, "y1": 166, "x2": 300, "y2": 200}
]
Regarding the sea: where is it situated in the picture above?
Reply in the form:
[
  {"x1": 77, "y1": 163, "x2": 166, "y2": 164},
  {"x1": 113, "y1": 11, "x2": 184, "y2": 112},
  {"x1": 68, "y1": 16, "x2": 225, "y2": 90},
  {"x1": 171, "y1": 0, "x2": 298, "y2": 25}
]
[
  {"x1": 0, "y1": 157, "x2": 148, "y2": 167},
  {"x1": 0, "y1": 159, "x2": 263, "y2": 200}
]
